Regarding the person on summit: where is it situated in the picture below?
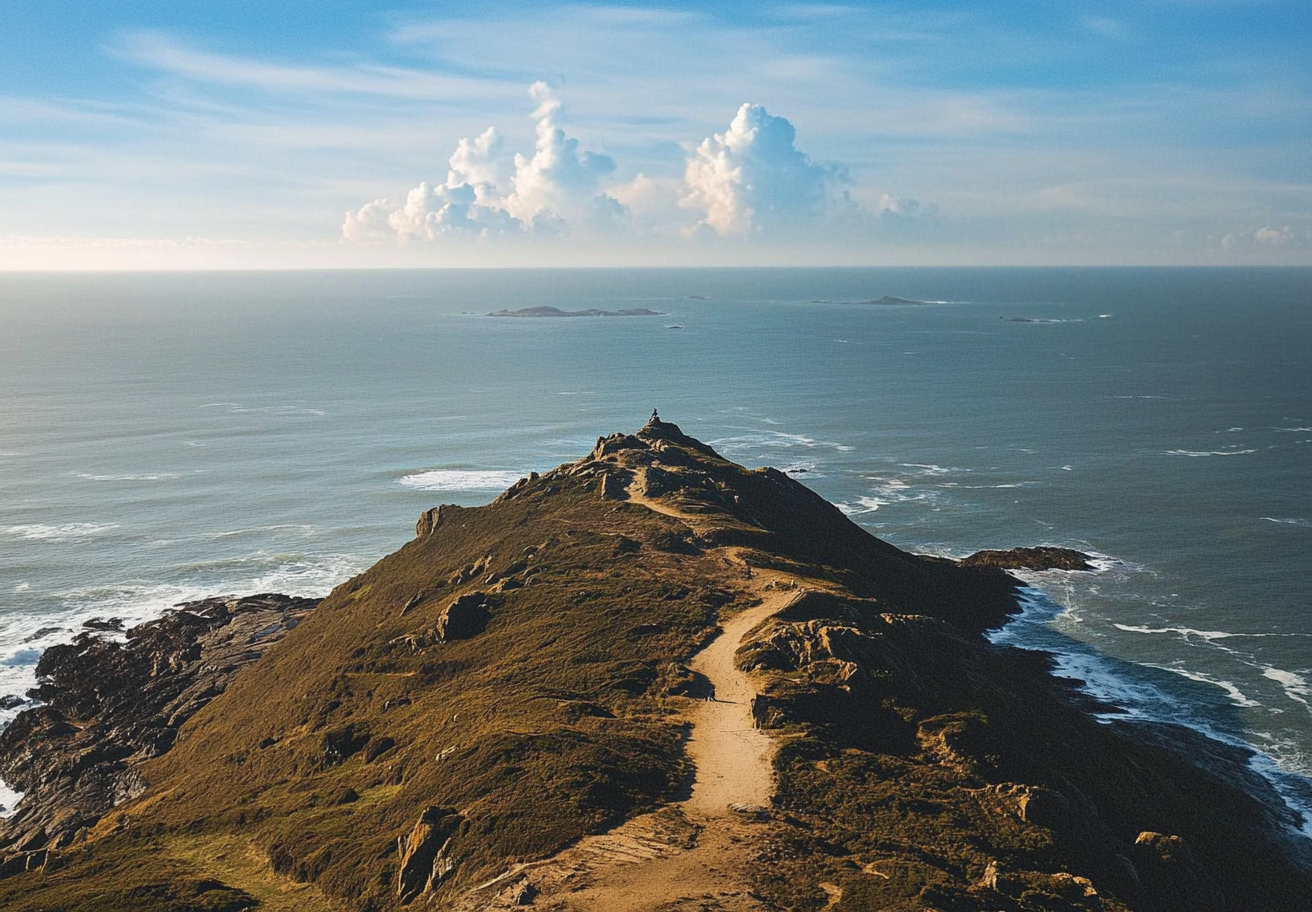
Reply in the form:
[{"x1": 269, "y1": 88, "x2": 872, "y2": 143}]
[{"x1": 649, "y1": 408, "x2": 659, "y2": 423}]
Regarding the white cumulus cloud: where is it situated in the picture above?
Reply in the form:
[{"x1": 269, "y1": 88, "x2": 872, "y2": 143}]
[
  {"x1": 343, "y1": 86, "x2": 903, "y2": 248},
  {"x1": 504, "y1": 82, "x2": 621, "y2": 229},
  {"x1": 681, "y1": 103, "x2": 832, "y2": 236},
  {"x1": 343, "y1": 83, "x2": 627, "y2": 243}
]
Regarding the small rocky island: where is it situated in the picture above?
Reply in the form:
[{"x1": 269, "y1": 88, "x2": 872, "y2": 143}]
[
  {"x1": 2, "y1": 418, "x2": 1309, "y2": 911},
  {"x1": 487, "y1": 306, "x2": 662, "y2": 318},
  {"x1": 811, "y1": 296, "x2": 937, "y2": 306},
  {"x1": 858, "y1": 295, "x2": 935, "y2": 306}
]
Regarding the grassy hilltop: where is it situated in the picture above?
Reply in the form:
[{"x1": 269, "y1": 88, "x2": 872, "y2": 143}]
[{"x1": 2, "y1": 419, "x2": 1309, "y2": 912}]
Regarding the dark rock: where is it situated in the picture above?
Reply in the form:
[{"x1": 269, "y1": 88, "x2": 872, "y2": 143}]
[
  {"x1": 961, "y1": 546, "x2": 1095, "y2": 572},
  {"x1": 612, "y1": 535, "x2": 641, "y2": 555},
  {"x1": 81, "y1": 617, "x2": 124, "y2": 631},
  {"x1": 321, "y1": 723, "x2": 371, "y2": 767},
  {"x1": 598, "y1": 471, "x2": 629, "y2": 500},
  {"x1": 0, "y1": 593, "x2": 317, "y2": 851},
  {"x1": 1017, "y1": 785, "x2": 1070, "y2": 827},
  {"x1": 486, "y1": 305, "x2": 661, "y2": 318},
  {"x1": 1132, "y1": 831, "x2": 1226, "y2": 912},
  {"x1": 364, "y1": 736, "x2": 396, "y2": 762},
  {"x1": 436, "y1": 592, "x2": 491, "y2": 642},
  {"x1": 0, "y1": 695, "x2": 23, "y2": 711},
  {"x1": 857, "y1": 295, "x2": 933, "y2": 306},
  {"x1": 21, "y1": 626, "x2": 64, "y2": 644}
]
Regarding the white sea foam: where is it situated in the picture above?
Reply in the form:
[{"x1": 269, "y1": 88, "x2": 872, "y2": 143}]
[
  {"x1": 0, "y1": 549, "x2": 367, "y2": 738},
  {"x1": 779, "y1": 459, "x2": 821, "y2": 476},
  {"x1": 1263, "y1": 668, "x2": 1312, "y2": 709},
  {"x1": 900, "y1": 463, "x2": 957, "y2": 476},
  {"x1": 989, "y1": 587, "x2": 1312, "y2": 840},
  {"x1": 399, "y1": 469, "x2": 527, "y2": 491},
  {"x1": 4, "y1": 523, "x2": 119, "y2": 541},
  {"x1": 836, "y1": 496, "x2": 886, "y2": 516},
  {"x1": 1164, "y1": 448, "x2": 1257, "y2": 457},
  {"x1": 201, "y1": 402, "x2": 325, "y2": 416},
  {"x1": 74, "y1": 472, "x2": 183, "y2": 482},
  {"x1": 709, "y1": 428, "x2": 852, "y2": 464},
  {"x1": 0, "y1": 780, "x2": 23, "y2": 819},
  {"x1": 1149, "y1": 665, "x2": 1261, "y2": 708},
  {"x1": 1114, "y1": 623, "x2": 1239, "y2": 643},
  {"x1": 836, "y1": 475, "x2": 941, "y2": 518},
  {"x1": 1264, "y1": 517, "x2": 1312, "y2": 528},
  {"x1": 211, "y1": 524, "x2": 317, "y2": 540}
]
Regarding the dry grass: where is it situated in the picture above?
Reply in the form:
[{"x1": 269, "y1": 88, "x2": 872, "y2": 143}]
[{"x1": 9, "y1": 424, "x2": 1307, "y2": 912}]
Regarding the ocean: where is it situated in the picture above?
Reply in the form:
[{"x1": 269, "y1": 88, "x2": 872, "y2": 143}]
[{"x1": 2, "y1": 267, "x2": 1310, "y2": 826}]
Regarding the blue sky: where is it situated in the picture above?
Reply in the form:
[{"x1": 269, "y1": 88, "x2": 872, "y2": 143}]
[{"x1": 1, "y1": 1, "x2": 1309, "y2": 268}]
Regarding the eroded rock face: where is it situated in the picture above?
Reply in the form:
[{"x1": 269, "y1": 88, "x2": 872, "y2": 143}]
[
  {"x1": 417, "y1": 504, "x2": 454, "y2": 537},
  {"x1": 397, "y1": 807, "x2": 463, "y2": 903},
  {"x1": 0, "y1": 593, "x2": 317, "y2": 857}
]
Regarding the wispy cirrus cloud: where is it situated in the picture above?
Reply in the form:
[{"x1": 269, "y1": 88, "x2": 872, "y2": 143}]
[{"x1": 114, "y1": 30, "x2": 507, "y2": 102}]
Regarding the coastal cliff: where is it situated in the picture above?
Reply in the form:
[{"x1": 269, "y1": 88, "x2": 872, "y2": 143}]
[{"x1": 2, "y1": 418, "x2": 1309, "y2": 911}]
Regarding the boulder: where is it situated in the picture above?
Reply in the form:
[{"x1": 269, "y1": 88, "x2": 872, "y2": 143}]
[
  {"x1": 416, "y1": 505, "x2": 450, "y2": 537},
  {"x1": 436, "y1": 593, "x2": 491, "y2": 642}
]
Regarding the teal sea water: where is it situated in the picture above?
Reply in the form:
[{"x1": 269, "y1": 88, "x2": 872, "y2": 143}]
[{"x1": 1, "y1": 267, "x2": 1310, "y2": 823}]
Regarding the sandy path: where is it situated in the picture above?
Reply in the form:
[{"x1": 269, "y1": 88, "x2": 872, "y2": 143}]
[
  {"x1": 452, "y1": 479, "x2": 791, "y2": 911},
  {"x1": 684, "y1": 598, "x2": 781, "y2": 815}
]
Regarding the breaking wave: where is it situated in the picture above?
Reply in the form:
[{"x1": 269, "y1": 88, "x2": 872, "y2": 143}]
[
  {"x1": 4, "y1": 523, "x2": 119, "y2": 541},
  {"x1": 399, "y1": 470, "x2": 528, "y2": 491}
]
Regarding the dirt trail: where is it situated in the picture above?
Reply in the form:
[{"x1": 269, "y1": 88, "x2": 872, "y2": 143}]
[
  {"x1": 454, "y1": 480, "x2": 793, "y2": 911},
  {"x1": 684, "y1": 597, "x2": 780, "y2": 815}
]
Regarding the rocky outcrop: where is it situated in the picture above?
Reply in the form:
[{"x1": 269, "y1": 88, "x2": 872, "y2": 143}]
[
  {"x1": 1131, "y1": 832, "x2": 1225, "y2": 912},
  {"x1": 392, "y1": 592, "x2": 495, "y2": 652},
  {"x1": 417, "y1": 504, "x2": 452, "y2": 537},
  {"x1": 436, "y1": 592, "x2": 492, "y2": 641},
  {"x1": 0, "y1": 593, "x2": 316, "y2": 859},
  {"x1": 397, "y1": 807, "x2": 463, "y2": 903},
  {"x1": 962, "y1": 546, "x2": 1094, "y2": 571}
]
